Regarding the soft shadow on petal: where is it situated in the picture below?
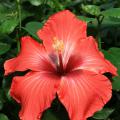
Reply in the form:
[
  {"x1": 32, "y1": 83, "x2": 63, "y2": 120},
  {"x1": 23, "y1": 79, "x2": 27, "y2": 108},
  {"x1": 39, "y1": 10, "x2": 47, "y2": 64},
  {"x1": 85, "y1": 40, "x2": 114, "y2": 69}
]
[
  {"x1": 4, "y1": 36, "x2": 55, "y2": 75},
  {"x1": 66, "y1": 36, "x2": 117, "y2": 76},
  {"x1": 57, "y1": 70, "x2": 112, "y2": 120},
  {"x1": 10, "y1": 71, "x2": 60, "y2": 120},
  {"x1": 37, "y1": 10, "x2": 87, "y2": 55}
]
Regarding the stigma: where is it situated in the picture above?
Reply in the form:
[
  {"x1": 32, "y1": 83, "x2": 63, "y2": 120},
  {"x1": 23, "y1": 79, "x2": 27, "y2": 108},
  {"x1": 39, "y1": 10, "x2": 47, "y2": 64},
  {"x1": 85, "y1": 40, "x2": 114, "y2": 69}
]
[{"x1": 52, "y1": 37, "x2": 64, "y2": 52}]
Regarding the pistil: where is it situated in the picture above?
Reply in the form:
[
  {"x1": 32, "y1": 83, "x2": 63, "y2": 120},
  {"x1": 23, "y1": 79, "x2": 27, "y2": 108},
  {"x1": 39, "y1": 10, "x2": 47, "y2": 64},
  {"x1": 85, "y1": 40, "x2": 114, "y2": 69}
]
[
  {"x1": 52, "y1": 37, "x2": 65, "y2": 75},
  {"x1": 58, "y1": 53, "x2": 64, "y2": 74}
]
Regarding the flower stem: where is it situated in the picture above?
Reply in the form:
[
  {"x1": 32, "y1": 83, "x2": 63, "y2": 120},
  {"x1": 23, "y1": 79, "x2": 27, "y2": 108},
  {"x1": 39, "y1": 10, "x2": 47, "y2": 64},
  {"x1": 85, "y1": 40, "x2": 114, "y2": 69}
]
[
  {"x1": 17, "y1": 0, "x2": 22, "y2": 31},
  {"x1": 16, "y1": 31, "x2": 20, "y2": 53},
  {"x1": 16, "y1": 0, "x2": 21, "y2": 52},
  {"x1": 96, "y1": 15, "x2": 104, "y2": 50}
]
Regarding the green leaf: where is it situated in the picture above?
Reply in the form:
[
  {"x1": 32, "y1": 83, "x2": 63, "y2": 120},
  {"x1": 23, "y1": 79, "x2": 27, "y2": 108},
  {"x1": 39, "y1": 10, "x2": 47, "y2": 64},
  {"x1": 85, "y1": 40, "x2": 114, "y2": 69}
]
[
  {"x1": 112, "y1": 76, "x2": 120, "y2": 91},
  {"x1": 42, "y1": 110, "x2": 59, "y2": 120},
  {"x1": 51, "y1": 0, "x2": 64, "y2": 10},
  {"x1": 24, "y1": 21, "x2": 43, "y2": 42},
  {"x1": 93, "y1": 108, "x2": 114, "y2": 119},
  {"x1": 103, "y1": 48, "x2": 120, "y2": 74},
  {"x1": 81, "y1": 4, "x2": 101, "y2": 16},
  {"x1": 0, "y1": 18, "x2": 18, "y2": 34},
  {"x1": 102, "y1": 8, "x2": 120, "y2": 18},
  {"x1": 21, "y1": 9, "x2": 34, "y2": 20},
  {"x1": 27, "y1": 0, "x2": 42, "y2": 6},
  {"x1": 0, "y1": 43, "x2": 11, "y2": 55},
  {"x1": 101, "y1": 17, "x2": 120, "y2": 27},
  {"x1": 0, "y1": 2, "x2": 32, "y2": 34},
  {"x1": 77, "y1": 16, "x2": 95, "y2": 23},
  {"x1": 0, "y1": 100, "x2": 3, "y2": 110},
  {"x1": 0, "y1": 90, "x2": 4, "y2": 110},
  {"x1": 0, "y1": 114, "x2": 9, "y2": 120},
  {"x1": 0, "y1": 2, "x2": 19, "y2": 34},
  {"x1": 103, "y1": 48, "x2": 120, "y2": 90}
]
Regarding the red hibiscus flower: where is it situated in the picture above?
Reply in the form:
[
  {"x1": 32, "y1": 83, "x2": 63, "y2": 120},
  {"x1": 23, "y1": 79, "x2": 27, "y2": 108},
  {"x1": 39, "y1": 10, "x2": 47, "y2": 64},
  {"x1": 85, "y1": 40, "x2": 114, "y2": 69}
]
[{"x1": 4, "y1": 10, "x2": 117, "y2": 120}]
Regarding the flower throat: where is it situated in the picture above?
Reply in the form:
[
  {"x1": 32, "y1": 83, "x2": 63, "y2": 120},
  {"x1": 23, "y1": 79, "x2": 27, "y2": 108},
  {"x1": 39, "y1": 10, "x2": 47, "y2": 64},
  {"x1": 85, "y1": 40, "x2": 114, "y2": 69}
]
[{"x1": 52, "y1": 37, "x2": 65, "y2": 75}]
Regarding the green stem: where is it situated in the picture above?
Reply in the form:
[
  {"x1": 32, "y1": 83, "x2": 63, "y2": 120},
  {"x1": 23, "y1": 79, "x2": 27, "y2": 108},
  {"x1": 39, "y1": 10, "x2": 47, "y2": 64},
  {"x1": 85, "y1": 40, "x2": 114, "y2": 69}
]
[
  {"x1": 96, "y1": 15, "x2": 104, "y2": 50},
  {"x1": 17, "y1": 0, "x2": 22, "y2": 31},
  {"x1": 97, "y1": 33, "x2": 102, "y2": 50},
  {"x1": 16, "y1": 0, "x2": 21, "y2": 52},
  {"x1": 16, "y1": 31, "x2": 20, "y2": 52}
]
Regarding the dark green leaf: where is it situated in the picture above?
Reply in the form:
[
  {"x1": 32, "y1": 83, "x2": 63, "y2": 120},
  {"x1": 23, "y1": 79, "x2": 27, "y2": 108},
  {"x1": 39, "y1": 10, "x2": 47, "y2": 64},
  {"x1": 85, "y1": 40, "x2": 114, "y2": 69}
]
[
  {"x1": 51, "y1": 0, "x2": 64, "y2": 10},
  {"x1": 42, "y1": 110, "x2": 59, "y2": 120},
  {"x1": 0, "y1": 90, "x2": 4, "y2": 110},
  {"x1": 102, "y1": 8, "x2": 120, "y2": 18},
  {"x1": 100, "y1": 1, "x2": 117, "y2": 10},
  {"x1": 77, "y1": 16, "x2": 95, "y2": 23},
  {"x1": 81, "y1": 4, "x2": 101, "y2": 16},
  {"x1": 103, "y1": 48, "x2": 120, "y2": 74},
  {"x1": 112, "y1": 76, "x2": 120, "y2": 91},
  {"x1": 24, "y1": 21, "x2": 43, "y2": 42},
  {"x1": 0, "y1": 43, "x2": 11, "y2": 55},
  {"x1": 0, "y1": 101, "x2": 3, "y2": 110},
  {"x1": 101, "y1": 17, "x2": 120, "y2": 27},
  {"x1": 21, "y1": 9, "x2": 34, "y2": 20},
  {"x1": 103, "y1": 48, "x2": 120, "y2": 90},
  {"x1": 93, "y1": 108, "x2": 114, "y2": 119},
  {"x1": 0, "y1": 114, "x2": 9, "y2": 120}
]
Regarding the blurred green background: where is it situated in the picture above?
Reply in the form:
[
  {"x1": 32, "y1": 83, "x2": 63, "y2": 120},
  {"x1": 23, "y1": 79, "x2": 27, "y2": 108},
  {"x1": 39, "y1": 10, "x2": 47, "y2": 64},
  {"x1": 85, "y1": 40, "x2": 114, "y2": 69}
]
[{"x1": 0, "y1": 0, "x2": 120, "y2": 120}]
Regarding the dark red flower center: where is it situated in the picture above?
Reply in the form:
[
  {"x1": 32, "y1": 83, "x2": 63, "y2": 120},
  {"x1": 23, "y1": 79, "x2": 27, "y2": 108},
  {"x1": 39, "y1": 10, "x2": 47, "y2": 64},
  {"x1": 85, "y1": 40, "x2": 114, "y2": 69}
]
[{"x1": 57, "y1": 53, "x2": 65, "y2": 75}]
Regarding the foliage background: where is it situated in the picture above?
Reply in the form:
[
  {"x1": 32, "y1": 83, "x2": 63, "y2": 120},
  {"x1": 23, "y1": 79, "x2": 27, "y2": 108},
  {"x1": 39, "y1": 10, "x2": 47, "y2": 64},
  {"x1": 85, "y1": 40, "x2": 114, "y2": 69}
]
[{"x1": 0, "y1": 0, "x2": 120, "y2": 120}]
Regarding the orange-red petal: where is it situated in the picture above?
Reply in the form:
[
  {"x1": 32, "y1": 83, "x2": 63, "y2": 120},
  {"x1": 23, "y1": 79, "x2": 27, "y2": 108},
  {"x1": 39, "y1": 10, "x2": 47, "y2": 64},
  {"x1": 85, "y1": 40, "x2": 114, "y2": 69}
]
[
  {"x1": 57, "y1": 70, "x2": 112, "y2": 120},
  {"x1": 4, "y1": 36, "x2": 55, "y2": 75},
  {"x1": 66, "y1": 36, "x2": 117, "y2": 75},
  {"x1": 10, "y1": 71, "x2": 60, "y2": 120},
  {"x1": 37, "y1": 10, "x2": 87, "y2": 54}
]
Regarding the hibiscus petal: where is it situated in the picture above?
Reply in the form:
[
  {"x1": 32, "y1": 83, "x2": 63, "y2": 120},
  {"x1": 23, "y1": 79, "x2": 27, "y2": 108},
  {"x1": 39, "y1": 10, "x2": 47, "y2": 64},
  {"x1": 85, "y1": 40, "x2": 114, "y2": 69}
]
[
  {"x1": 4, "y1": 36, "x2": 55, "y2": 75},
  {"x1": 57, "y1": 70, "x2": 112, "y2": 120},
  {"x1": 37, "y1": 10, "x2": 86, "y2": 54},
  {"x1": 10, "y1": 71, "x2": 60, "y2": 120},
  {"x1": 66, "y1": 36, "x2": 117, "y2": 75}
]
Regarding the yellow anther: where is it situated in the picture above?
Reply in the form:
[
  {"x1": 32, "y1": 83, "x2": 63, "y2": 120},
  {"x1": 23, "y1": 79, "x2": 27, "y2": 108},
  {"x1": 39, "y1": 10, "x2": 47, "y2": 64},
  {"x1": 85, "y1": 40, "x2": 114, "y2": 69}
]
[{"x1": 52, "y1": 37, "x2": 64, "y2": 52}]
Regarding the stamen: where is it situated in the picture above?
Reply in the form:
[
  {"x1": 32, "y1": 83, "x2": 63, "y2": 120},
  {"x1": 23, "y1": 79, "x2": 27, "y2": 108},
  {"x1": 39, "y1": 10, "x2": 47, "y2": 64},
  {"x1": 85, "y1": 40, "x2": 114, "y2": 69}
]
[
  {"x1": 52, "y1": 37, "x2": 64, "y2": 52},
  {"x1": 52, "y1": 37, "x2": 64, "y2": 74}
]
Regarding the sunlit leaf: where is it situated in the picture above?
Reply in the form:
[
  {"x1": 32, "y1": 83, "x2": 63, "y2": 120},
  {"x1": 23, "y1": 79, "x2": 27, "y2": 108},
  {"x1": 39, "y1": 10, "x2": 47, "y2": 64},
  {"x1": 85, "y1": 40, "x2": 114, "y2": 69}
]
[
  {"x1": 102, "y1": 8, "x2": 120, "y2": 18},
  {"x1": 81, "y1": 4, "x2": 100, "y2": 16},
  {"x1": 27, "y1": 0, "x2": 42, "y2": 6},
  {"x1": 0, "y1": 3, "x2": 32, "y2": 34},
  {"x1": 0, "y1": 18, "x2": 18, "y2": 34}
]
